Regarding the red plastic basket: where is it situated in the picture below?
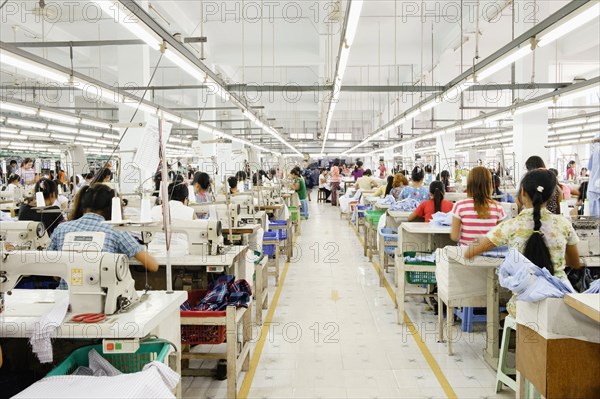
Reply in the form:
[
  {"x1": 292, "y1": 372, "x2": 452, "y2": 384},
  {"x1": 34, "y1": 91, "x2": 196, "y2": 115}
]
[{"x1": 180, "y1": 290, "x2": 226, "y2": 345}]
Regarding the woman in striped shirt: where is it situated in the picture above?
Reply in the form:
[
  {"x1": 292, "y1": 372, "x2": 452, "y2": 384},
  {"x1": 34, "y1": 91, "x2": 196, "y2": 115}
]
[{"x1": 450, "y1": 167, "x2": 505, "y2": 245}]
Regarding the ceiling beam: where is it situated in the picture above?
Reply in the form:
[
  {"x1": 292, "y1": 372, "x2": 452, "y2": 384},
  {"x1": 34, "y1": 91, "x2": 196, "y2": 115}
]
[{"x1": 9, "y1": 40, "x2": 146, "y2": 48}]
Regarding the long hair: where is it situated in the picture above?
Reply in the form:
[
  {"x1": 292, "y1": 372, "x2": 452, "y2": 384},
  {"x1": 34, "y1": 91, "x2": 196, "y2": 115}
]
[
  {"x1": 411, "y1": 166, "x2": 424, "y2": 182},
  {"x1": 384, "y1": 176, "x2": 394, "y2": 196},
  {"x1": 70, "y1": 183, "x2": 116, "y2": 221},
  {"x1": 466, "y1": 166, "x2": 493, "y2": 219},
  {"x1": 393, "y1": 173, "x2": 408, "y2": 188},
  {"x1": 429, "y1": 181, "x2": 445, "y2": 213},
  {"x1": 521, "y1": 169, "x2": 557, "y2": 274},
  {"x1": 492, "y1": 174, "x2": 502, "y2": 196},
  {"x1": 439, "y1": 170, "x2": 450, "y2": 191}
]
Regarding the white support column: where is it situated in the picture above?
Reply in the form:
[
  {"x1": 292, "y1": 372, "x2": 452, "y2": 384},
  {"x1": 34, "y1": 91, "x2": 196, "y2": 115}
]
[{"x1": 117, "y1": 44, "x2": 151, "y2": 195}]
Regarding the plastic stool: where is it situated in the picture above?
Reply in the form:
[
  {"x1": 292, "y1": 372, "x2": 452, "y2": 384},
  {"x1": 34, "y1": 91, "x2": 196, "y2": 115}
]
[
  {"x1": 454, "y1": 307, "x2": 487, "y2": 332},
  {"x1": 496, "y1": 316, "x2": 517, "y2": 392},
  {"x1": 299, "y1": 198, "x2": 309, "y2": 219}
]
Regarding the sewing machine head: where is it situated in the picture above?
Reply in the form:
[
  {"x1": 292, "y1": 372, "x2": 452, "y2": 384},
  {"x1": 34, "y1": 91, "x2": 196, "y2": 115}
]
[
  {"x1": 0, "y1": 250, "x2": 138, "y2": 315},
  {"x1": 171, "y1": 219, "x2": 224, "y2": 256},
  {"x1": 0, "y1": 221, "x2": 50, "y2": 250},
  {"x1": 573, "y1": 218, "x2": 600, "y2": 258},
  {"x1": 230, "y1": 194, "x2": 254, "y2": 215},
  {"x1": 216, "y1": 204, "x2": 242, "y2": 228}
]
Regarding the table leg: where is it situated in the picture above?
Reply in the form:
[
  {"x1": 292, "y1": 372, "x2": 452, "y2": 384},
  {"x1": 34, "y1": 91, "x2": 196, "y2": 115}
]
[
  {"x1": 255, "y1": 262, "x2": 263, "y2": 325},
  {"x1": 447, "y1": 306, "x2": 454, "y2": 355},
  {"x1": 397, "y1": 261, "x2": 406, "y2": 324},
  {"x1": 368, "y1": 225, "x2": 374, "y2": 261},
  {"x1": 438, "y1": 299, "x2": 444, "y2": 343},
  {"x1": 226, "y1": 306, "x2": 237, "y2": 399},
  {"x1": 378, "y1": 234, "x2": 384, "y2": 287},
  {"x1": 363, "y1": 222, "x2": 368, "y2": 257},
  {"x1": 484, "y1": 267, "x2": 500, "y2": 370}
]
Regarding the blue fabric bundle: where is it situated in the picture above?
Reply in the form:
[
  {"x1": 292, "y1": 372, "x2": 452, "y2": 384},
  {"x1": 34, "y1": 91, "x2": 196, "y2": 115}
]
[
  {"x1": 584, "y1": 279, "x2": 600, "y2": 294},
  {"x1": 498, "y1": 249, "x2": 574, "y2": 302},
  {"x1": 389, "y1": 198, "x2": 420, "y2": 212},
  {"x1": 430, "y1": 212, "x2": 453, "y2": 226}
]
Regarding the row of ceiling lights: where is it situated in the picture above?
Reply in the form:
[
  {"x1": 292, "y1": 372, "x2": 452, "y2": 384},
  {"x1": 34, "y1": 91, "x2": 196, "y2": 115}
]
[{"x1": 342, "y1": 1, "x2": 600, "y2": 156}]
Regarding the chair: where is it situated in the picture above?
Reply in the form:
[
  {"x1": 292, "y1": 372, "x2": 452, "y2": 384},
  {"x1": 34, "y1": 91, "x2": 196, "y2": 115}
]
[{"x1": 496, "y1": 316, "x2": 517, "y2": 393}]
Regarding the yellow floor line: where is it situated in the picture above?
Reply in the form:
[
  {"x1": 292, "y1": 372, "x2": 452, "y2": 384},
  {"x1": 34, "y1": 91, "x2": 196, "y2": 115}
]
[
  {"x1": 353, "y1": 226, "x2": 458, "y2": 399},
  {"x1": 238, "y1": 249, "x2": 293, "y2": 399}
]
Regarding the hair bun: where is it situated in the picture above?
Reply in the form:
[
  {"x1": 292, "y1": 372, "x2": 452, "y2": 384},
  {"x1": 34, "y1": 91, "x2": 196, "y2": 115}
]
[{"x1": 537, "y1": 186, "x2": 544, "y2": 193}]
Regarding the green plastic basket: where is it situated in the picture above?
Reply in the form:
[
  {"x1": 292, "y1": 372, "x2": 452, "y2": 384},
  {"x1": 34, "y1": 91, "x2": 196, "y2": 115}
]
[
  {"x1": 403, "y1": 251, "x2": 437, "y2": 285},
  {"x1": 47, "y1": 340, "x2": 170, "y2": 376},
  {"x1": 288, "y1": 206, "x2": 298, "y2": 221},
  {"x1": 365, "y1": 210, "x2": 385, "y2": 225}
]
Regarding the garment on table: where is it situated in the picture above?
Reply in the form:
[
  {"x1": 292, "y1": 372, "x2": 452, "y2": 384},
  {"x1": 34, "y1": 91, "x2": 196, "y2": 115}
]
[
  {"x1": 0, "y1": 211, "x2": 14, "y2": 221},
  {"x1": 481, "y1": 245, "x2": 509, "y2": 258},
  {"x1": 413, "y1": 199, "x2": 453, "y2": 222},
  {"x1": 498, "y1": 249, "x2": 575, "y2": 302},
  {"x1": 339, "y1": 189, "x2": 362, "y2": 213},
  {"x1": 430, "y1": 212, "x2": 453, "y2": 227},
  {"x1": 28, "y1": 296, "x2": 69, "y2": 363},
  {"x1": 14, "y1": 360, "x2": 179, "y2": 399},
  {"x1": 404, "y1": 253, "x2": 436, "y2": 264},
  {"x1": 398, "y1": 186, "x2": 429, "y2": 202},
  {"x1": 486, "y1": 208, "x2": 579, "y2": 279},
  {"x1": 497, "y1": 190, "x2": 514, "y2": 203},
  {"x1": 376, "y1": 195, "x2": 396, "y2": 206},
  {"x1": 389, "y1": 198, "x2": 420, "y2": 212},
  {"x1": 451, "y1": 198, "x2": 506, "y2": 245},
  {"x1": 584, "y1": 279, "x2": 600, "y2": 294},
  {"x1": 389, "y1": 187, "x2": 403, "y2": 200},
  {"x1": 18, "y1": 203, "x2": 65, "y2": 237}
]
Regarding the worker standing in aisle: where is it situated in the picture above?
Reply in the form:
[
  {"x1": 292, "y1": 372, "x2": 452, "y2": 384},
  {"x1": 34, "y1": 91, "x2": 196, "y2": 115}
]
[
  {"x1": 290, "y1": 167, "x2": 308, "y2": 218},
  {"x1": 330, "y1": 159, "x2": 341, "y2": 206}
]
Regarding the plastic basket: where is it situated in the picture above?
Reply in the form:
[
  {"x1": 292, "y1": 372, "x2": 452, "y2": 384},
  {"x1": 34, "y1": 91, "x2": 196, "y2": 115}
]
[
  {"x1": 262, "y1": 231, "x2": 278, "y2": 256},
  {"x1": 365, "y1": 210, "x2": 385, "y2": 225},
  {"x1": 47, "y1": 340, "x2": 170, "y2": 376},
  {"x1": 269, "y1": 220, "x2": 288, "y2": 240},
  {"x1": 288, "y1": 206, "x2": 298, "y2": 221},
  {"x1": 380, "y1": 228, "x2": 398, "y2": 254},
  {"x1": 403, "y1": 251, "x2": 437, "y2": 284},
  {"x1": 180, "y1": 290, "x2": 226, "y2": 345}
]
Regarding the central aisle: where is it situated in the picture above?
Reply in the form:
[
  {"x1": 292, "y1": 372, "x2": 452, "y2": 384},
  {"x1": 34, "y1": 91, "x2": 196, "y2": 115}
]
[{"x1": 245, "y1": 201, "x2": 450, "y2": 399}]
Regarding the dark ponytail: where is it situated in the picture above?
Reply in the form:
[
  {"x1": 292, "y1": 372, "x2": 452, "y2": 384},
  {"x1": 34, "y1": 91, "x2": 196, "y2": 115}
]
[
  {"x1": 429, "y1": 181, "x2": 445, "y2": 213},
  {"x1": 493, "y1": 174, "x2": 502, "y2": 196},
  {"x1": 70, "y1": 183, "x2": 116, "y2": 221},
  {"x1": 521, "y1": 170, "x2": 557, "y2": 274}
]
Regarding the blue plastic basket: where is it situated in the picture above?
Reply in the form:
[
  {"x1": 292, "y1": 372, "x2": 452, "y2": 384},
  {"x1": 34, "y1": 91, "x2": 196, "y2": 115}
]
[
  {"x1": 380, "y1": 228, "x2": 398, "y2": 254},
  {"x1": 262, "y1": 231, "x2": 278, "y2": 256},
  {"x1": 357, "y1": 204, "x2": 369, "y2": 218},
  {"x1": 269, "y1": 220, "x2": 288, "y2": 240}
]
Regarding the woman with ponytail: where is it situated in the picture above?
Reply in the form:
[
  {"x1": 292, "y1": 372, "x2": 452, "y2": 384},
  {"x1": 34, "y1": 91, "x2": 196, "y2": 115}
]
[
  {"x1": 18, "y1": 178, "x2": 65, "y2": 236},
  {"x1": 398, "y1": 166, "x2": 429, "y2": 202},
  {"x1": 49, "y1": 184, "x2": 159, "y2": 286},
  {"x1": 408, "y1": 181, "x2": 453, "y2": 222},
  {"x1": 465, "y1": 169, "x2": 581, "y2": 278}
]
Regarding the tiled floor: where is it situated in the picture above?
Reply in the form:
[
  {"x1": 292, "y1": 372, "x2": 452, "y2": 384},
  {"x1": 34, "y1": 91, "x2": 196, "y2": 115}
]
[{"x1": 183, "y1": 201, "x2": 517, "y2": 399}]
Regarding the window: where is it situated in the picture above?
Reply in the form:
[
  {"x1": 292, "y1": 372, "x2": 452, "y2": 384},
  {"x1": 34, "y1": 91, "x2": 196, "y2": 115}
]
[
  {"x1": 290, "y1": 133, "x2": 314, "y2": 140},
  {"x1": 332, "y1": 133, "x2": 352, "y2": 141}
]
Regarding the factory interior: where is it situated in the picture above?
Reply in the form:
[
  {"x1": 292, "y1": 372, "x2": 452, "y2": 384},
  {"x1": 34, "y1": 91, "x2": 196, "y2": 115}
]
[{"x1": 0, "y1": 1, "x2": 599, "y2": 398}]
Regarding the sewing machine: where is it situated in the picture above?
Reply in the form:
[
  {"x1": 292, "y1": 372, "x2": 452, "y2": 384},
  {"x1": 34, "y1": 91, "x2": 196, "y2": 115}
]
[
  {"x1": 0, "y1": 221, "x2": 50, "y2": 250},
  {"x1": 171, "y1": 219, "x2": 224, "y2": 256},
  {"x1": 501, "y1": 202, "x2": 519, "y2": 219},
  {"x1": 0, "y1": 250, "x2": 139, "y2": 315},
  {"x1": 573, "y1": 219, "x2": 600, "y2": 261},
  {"x1": 216, "y1": 203, "x2": 242, "y2": 228}
]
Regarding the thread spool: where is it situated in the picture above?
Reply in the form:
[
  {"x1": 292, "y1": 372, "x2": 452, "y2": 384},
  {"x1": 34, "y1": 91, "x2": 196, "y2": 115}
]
[
  {"x1": 35, "y1": 192, "x2": 45, "y2": 208},
  {"x1": 140, "y1": 198, "x2": 152, "y2": 222},
  {"x1": 111, "y1": 197, "x2": 123, "y2": 222}
]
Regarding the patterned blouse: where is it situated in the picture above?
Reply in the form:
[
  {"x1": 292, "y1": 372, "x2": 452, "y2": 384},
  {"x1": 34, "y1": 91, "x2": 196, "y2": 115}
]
[
  {"x1": 398, "y1": 185, "x2": 429, "y2": 202},
  {"x1": 486, "y1": 208, "x2": 579, "y2": 278}
]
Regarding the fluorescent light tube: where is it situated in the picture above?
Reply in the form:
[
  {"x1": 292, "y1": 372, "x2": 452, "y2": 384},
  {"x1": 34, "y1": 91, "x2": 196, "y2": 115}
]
[
  {"x1": 0, "y1": 49, "x2": 70, "y2": 83},
  {"x1": 39, "y1": 110, "x2": 80, "y2": 124},
  {"x1": 79, "y1": 130, "x2": 104, "y2": 137},
  {"x1": 538, "y1": 2, "x2": 600, "y2": 47},
  {"x1": 1, "y1": 101, "x2": 37, "y2": 115},
  {"x1": 344, "y1": 0, "x2": 364, "y2": 47},
  {"x1": 476, "y1": 46, "x2": 531, "y2": 81},
  {"x1": 51, "y1": 133, "x2": 75, "y2": 140},
  {"x1": 5, "y1": 118, "x2": 46, "y2": 129},
  {"x1": 80, "y1": 118, "x2": 112, "y2": 129},
  {"x1": 165, "y1": 49, "x2": 203, "y2": 80},
  {"x1": 49, "y1": 124, "x2": 79, "y2": 134},
  {"x1": 514, "y1": 100, "x2": 552, "y2": 115},
  {"x1": 92, "y1": 1, "x2": 162, "y2": 51},
  {"x1": 181, "y1": 118, "x2": 199, "y2": 129}
]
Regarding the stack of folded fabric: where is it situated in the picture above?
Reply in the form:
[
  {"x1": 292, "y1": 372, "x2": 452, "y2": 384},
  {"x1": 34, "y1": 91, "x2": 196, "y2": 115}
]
[
  {"x1": 430, "y1": 212, "x2": 453, "y2": 226},
  {"x1": 389, "y1": 198, "x2": 420, "y2": 212}
]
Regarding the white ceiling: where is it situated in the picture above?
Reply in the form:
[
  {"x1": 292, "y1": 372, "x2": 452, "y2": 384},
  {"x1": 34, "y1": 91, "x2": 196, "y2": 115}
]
[{"x1": 1, "y1": 0, "x2": 599, "y2": 155}]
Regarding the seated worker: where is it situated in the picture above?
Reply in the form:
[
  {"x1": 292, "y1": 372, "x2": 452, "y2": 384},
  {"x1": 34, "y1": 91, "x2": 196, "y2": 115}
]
[
  {"x1": 373, "y1": 175, "x2": 393, "y2": 198},
  {"x1": 49, "y1": 184, "x2": 159, "y2": 288},
  {"x1": 465, "y1": 169, "x2": 581, "y2": 316},
  {"x1": 493, "y1": 174, "x2": 514, "y2": 203},
  {"x1": 354, "y1": 169, "x2": 378, "y2": 191},
  {"x1": 18, "y1": 178, "x2": 65, "y2": 237},
  {"x1": 2, "y1": 173, "x2": 22, "y2": 202},
  {"x1": 192, "y1": 172, "x2": 213, "y2": 203},
  {"x1": 408, "y1": 181, "x2": 454, "y2": 222},
  {"x1": 389, "y1": 173, "x2": 409, "y2": 200},
  {"x1": 318, "y1": 168, "x2": 332, "y2": 202},
  {"x1": 150, "y1": 182, "x2": 195, "y2": 255},
  {"x1": 228, "y1": 176, "x2": 239, "y2": 195}
]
